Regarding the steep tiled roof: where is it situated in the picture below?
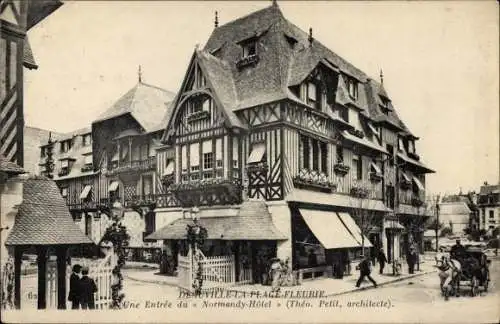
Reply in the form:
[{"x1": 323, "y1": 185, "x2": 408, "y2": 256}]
[
  {"x1": 479, "y1": 184, "x2": 499, "y2": 195},
  {"x1": 23, "y1": 38, "x2": 38, "y2": 70},
  {"x1": 5, "y1": 177, "x2": 93, "y2": 246},
  {"x1": 95, "y1": 82, "x2": 175, "y2": 133},
  {"x1": 0, "y1": 154, "x2": 25, "y2": 174},
  {"x1": 439, "y1": 202, "x2": 472, "y2": 216},
  {"x1": 147, "y1": 200, "x2": 286, "y2": 241}
]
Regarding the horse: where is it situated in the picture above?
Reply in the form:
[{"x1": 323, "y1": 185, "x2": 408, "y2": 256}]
[{"x1": 436, "y1": 253, "x2": 462, "y2": 300}]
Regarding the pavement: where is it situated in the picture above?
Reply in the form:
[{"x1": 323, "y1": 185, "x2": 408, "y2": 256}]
[{"x1": 123, "y1": 255, "x2": 437, "y2": 297}]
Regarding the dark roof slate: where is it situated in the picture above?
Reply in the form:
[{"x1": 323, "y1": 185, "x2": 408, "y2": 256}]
[
  {"x1": 5, "y1": 177, "x2": 94, "y2": 246},
  {"x1": 147, "y1": 200, "x2": 286, "y2": 241},
  {"x1": 0, "y1": 154, "x2": 25, "y2": 174},
  {"x1": 23, "y1": 38, "x2": 38, "y2": 70}
]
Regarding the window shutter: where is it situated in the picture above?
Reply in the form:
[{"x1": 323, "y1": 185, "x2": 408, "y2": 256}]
[{"x1": 190, "y1": 143, "x2": 199, "y2": 166}]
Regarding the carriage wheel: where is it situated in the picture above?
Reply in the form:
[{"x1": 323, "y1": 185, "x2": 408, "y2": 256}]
[{"x1": 471, "y1": 277, "x2": 478, "y2": 297}]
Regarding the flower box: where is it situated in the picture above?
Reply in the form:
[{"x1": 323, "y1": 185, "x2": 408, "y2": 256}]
[
  {"x1": 350, "y1": 186, "x2": 369, "y2": 198},
  {"x1": 81, "y1": 164, "x2": 93, "y2": 173},
  {"x1": 334, "y1": 163, "x2": 350, "y2": 176},
  {"x1": 187, "y1": 110, "x2": 210, "y2": 122},
  {"x1": 411, "y1": 197, "x2": 424, "y2": 207},
  {"x1": 246, "y1": 162, "x2": 268, "y2": 173},
  {"x1": 236, "y1": 54, "x2": 260, "y2": 69},
  {"x1": 369, "y1": 172, "x2": 383, "y2": 183},
  {"x1": 347, "y1": 128, "x2": 365, "y2": 139},
  {"x1": 293, "y1": 174, "x2": 337, "y2": 193}
]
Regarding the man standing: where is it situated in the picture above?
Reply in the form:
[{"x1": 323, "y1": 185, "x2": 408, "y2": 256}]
[
  {"x1": 377, "y1": 248, "x2": 387, "y2": 274},
  {"x1": 79, "y1": 266, "x2": 98, "y2": 309},
  {"x1": 68, "y1": 264, "x2": 82, "y2": 309},
  {"x1": 355, "y1": 255, "x2": 377, "y2": 288},
  {"x1": 407, "y1": 247, "x2": 417, "y2": 274},
  {"x1": 450, "y1": 239, "x2": 466, "y2": 261}
]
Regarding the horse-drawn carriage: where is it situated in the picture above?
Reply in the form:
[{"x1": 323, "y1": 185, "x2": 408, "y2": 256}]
[{"x1": 436, "y1": 247, "x2": 491, "y2": 300}]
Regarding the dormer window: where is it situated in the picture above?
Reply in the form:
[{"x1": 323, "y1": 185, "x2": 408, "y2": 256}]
[
  {"x1": 82, "y1": 133, "x2": 92, "y2": 146},
  {"x1": 380, "y1": 97, "x2": 390, "y2": 115},
  {"x1": 60, "y1": 139, "x2": 72, "y2": 153},
  {"x1": 242, "y1": 41, "x2": 256, "y2": 58},
  {"x1": 346, "y1": 77, "x2": 358, "y2": 100},
  {"x1": 307, "y1": 82, "x2": 317, "y2": 108}
]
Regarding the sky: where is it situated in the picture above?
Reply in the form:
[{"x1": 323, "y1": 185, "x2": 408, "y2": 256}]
[{"x1": 23, "y1": 0, "x2": 499, "y2": 196}]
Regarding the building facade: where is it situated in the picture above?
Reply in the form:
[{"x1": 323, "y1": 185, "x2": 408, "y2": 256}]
[
  {"x1": 478, "y1": 183, "x2": 499, "y2": 233},
  {"x1": 149, "y1": 3, "x2": 434, "y2": 282}
]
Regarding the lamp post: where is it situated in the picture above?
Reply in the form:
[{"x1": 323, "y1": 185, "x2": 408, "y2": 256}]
[{"x1": 435, "y1": 194, "x2": 441, "y2": 252}]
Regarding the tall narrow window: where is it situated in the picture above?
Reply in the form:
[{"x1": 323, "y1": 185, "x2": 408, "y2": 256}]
[
  {"x1": 242, "y1": 41, "x2": 256, "y2": 58},
  {"x1": 320, "y1": 142, "x2": 328, "y2": 173},
  {"x1": 301, "y1": 136, "x2": 310, "y2": 169},
  {"x1": 336, "y1": 146, "x2": 344, "y2": 163},
  {"x1": 353, "y1": 154, "x2": 362, "y2": 180},
  {"x1": 386, "y1": 144, "x2": 394, "y2": 166},
  {"x1": 307, "y1": 82, "x2": 319, "y2": 109},
  {"x1": 181, "y1": 145, "x2": 187, "y2": 174},
  {"x1": 312, "y1": 139, "x2": 319, "y2": 171}
]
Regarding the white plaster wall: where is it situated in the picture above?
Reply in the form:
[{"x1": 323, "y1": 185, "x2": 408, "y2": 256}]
[
  {"x1": 266, "y1": 201, "x2": 292, "y2": 261},
  {"x1": 0, "y1": 176, "x2": 24, "y2": 265}
]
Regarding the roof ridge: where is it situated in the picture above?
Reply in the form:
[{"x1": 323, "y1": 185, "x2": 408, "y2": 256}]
[
  {"x1": 218, "y1": 4, "x2": 279, "y2": 30},
  {"x1": 139, "y1": 81, "x2": 175, "y2": 95}
]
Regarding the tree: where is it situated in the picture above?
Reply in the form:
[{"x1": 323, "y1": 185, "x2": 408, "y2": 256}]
[
  {"x1": 99, "y1": 204, "x2": 130, "y2": 309},
  {"x1": 426, "y1": 217, "x2": 443, "y2": 231},
  {"x1": 349, "y1": 181, "x2": 379, "y2": 257},
  {"x1": 440, "y1": 227, "x2": 452, "y2": 237}
]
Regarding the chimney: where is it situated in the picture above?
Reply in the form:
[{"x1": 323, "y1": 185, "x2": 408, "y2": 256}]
[
  {"x1": 308, "y1": 28, "x2": 313, "y2": 46},
  {"x1": 214, "y1": 11, "x2": 218, "y2": 28}
]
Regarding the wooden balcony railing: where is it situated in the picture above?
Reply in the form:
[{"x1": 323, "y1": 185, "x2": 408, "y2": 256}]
[
  {"x1": 293, "y1": 168, "x2": 337, "y2": 193},
  {"x1": 107, "y1": 157, "x2": 156, "y2": 175},
  {"x1": 124, "y1": 194, "x2": 156, "y2": 208}
]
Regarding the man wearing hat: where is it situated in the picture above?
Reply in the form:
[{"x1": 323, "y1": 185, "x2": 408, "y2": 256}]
[
  {"x1": 79, "y1": 266, "x2": 98, "y2": 309},
  {"x1": 68, "y1": 264, "x2": 82, "y2": 309}
]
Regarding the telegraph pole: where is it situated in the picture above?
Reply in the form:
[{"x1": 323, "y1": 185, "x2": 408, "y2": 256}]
[{"x1": 435, "y1": 194, "x2": 441, "y2": 252}]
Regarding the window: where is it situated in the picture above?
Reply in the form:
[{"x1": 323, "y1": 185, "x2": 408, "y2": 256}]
[
  {"x1": 203, "y1": 152, "x2": 214, "y2": 170},
  {"x1": 60, "y1": 139, "x2": 72, "y2": 153},
  {"x1": 336, "y1": 146, "x2": 344, "y2": 163},
  {"x1": 232, "y1": 138, "x2": 239, "y2": 170},
  {"x1": 247, "y1": 142, "x2": 266, "y2": 164},
  {"x1": 398, "y1": 138, "x2": 405, "y2": 152},
  {"x1": 82, "y1": 134, "x2": 92, "y2": 146},
  {"x1": 242, "y1": 41, "x2": 256, "y2": 58},
  {"x1": 61, "y1": 187, "x2": 68, "y2": 198},
  {"x1": 61, "y1": 159, "x2": 69, "y2": 168},
  {"x1": 352, "y1": 154, "x2": 362, "y2": 180},
  {"x1": 307, "y1": 82, "x2": 318, "y2": 108},
  {"x1": 195, "y1": 66, "x2": 205, "y2": 88},
  {"x1": 386, "y1": 144, "x2": 394, "y2": 166},
  {"x1": 346, "y1": 77, "x2": 358, "y2": 100},
  {"x1": 40, "y1": 147, "x2": 46, "y2": 158},
  {"x1": 381, "y1": 98, "x2": 390, "y2": 115},
  {"x1": 181, "y1": 145, "x2": 187, "y2": 173},
  {"x1": 386, "y1": 185, "x2": 395, "y2": 209},
  {"x1": 489, "y1": 210, "x2": 494, "y2": 219},
  {"x1": 300, "y1": 135, "x2": 328, "y2": 173},
  {"x1": 339, "y1": 106, "x2": 349, "y2": 122}
]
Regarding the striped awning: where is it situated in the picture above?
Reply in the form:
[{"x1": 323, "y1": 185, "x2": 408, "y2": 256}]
[
  {"x1": 413, "y1": 176, "x2": 424, "y2": 191},
  {"x1": 79, "y1": 185, "x2": 92, "y2": 199},
  {"x1": 164, "y1": 161, "x2": 174, "y2": 175},
  {"x1": 108, "y1": 181, "x2": 119, "y2": 192},
  {"x1": 337, "y1": 212, "x2": 373, "y2": 248},
  {"x1": 247, "y1": 142, "x2": 266, "y2": 164}
]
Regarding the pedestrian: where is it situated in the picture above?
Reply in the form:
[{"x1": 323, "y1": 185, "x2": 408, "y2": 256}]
[
  {"x1": 68, "y1": 264, "x2": 82, "y2": 309},
  {"x1": 269, "y1": 258, "x2": 282, "y2": 292},
  {"x1": 407, "y1": 247, "x2": 416, "y2": 274},
  {"x1": 377, "y1": 248, "x2": 387, "y2": 275},
  {"x1": 79, "y1": 266, "x2": 97, "y2": 309},
  {"x1": 355, "y1": 255, "x2": 377, "y2": 288}
]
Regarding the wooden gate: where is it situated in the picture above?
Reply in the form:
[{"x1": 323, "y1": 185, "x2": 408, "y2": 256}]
[
  {"x1": 177, "y1": 249, "x2": 193, "y2": 292},
  {"x1": 47, "y1": 253, "x2": 115, "y2": 309}
]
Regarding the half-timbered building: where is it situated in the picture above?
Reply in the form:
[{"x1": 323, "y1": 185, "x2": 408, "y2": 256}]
[{"x1": 149, "y1": 3, "x2": 434, "y2": 284}]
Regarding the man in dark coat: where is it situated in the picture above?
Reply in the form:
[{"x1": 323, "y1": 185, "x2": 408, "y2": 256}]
[
  {"x1": 407, "y1": 247, "x2": 417, "y2": 274},
  {"x1": 68, "y1": 264, "x2": 82, "y2": 309},
  {"x1": 79, "y1": 267, "x2": 98, "y2": 310},
  {"x1": 355, "y1": 256, "x2": 377, "y2": 288},
  {"x1": 450, "y1": 239, "x2": 466, "y2": 261},
  {"x1": 377, "y1": 248, "x2": 387, "y2": 274}
]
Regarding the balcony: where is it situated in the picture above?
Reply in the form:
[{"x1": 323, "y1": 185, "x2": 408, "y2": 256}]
[
  {"x1": 293, "y1": 169, "x2": 337, "y2": 193},
  {"x1": 236, "y1": 54, "x2": 259, "y2": 69},
  {"x1": 187, "y1": 110, "x2": 210, "y2": 123},
  {"x1": 124, "y1": 194, "x2": 156, "y2": 209},
  {"x1": 169, "y1": 178, "x2": 242, "y2": 207},
  {"x1": 107, "y1": 157, "x2": 156, "y2": 176}
]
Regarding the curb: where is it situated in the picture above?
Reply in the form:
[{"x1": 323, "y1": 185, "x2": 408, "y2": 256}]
[{"x1": 325, "y1": 269, "x2": 437, "y2": 297}]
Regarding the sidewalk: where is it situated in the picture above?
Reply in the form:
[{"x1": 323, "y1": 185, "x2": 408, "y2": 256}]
[{"x1": 124, "y1": 259, "x2": 437, "y2": 296}]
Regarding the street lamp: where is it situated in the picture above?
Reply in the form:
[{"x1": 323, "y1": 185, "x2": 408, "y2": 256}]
[{"x1": 435, "y1": 194, "x2": 441, "y2": 252}]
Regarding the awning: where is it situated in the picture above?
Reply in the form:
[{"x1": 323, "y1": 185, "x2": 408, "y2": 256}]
[
  {"x1": 412, "y1": 176, "x2": 424, "y2": 191},
  {"x1": 397, "y1": 152, "x2": 435, "y2": 173},
  {"x1": 299, "y1": 209, "x2": 360, "y2": 249},
  {"x1": 337, "y1": 212, "x2": 373, "y2": 248},
  {"x1": 111, "y1": 152, "x2": 119, "y2": 162},
  {"x1": 384, "y1": 220, "x2": 405, "y2": 230},
  {"x1": 401, "y1": 172, "x2": 411, "y2": 182},
  {"x1": 164, "y1": 161, "x2": 174, "y2": 175},
  {"x1": 370, "y1": 162, "x2": 382, "y2": 175},
  {"x1": 247, "y1": 142, "x2": 266, "y2": 164},
  {"x1": 79, "y1": 185, "x2": 92, "y2": 200},
  {"x1": 342, "y1": 131, "x2": 388, "y2": 155},
  {"x1": 108, "y1": 181, "x2": 119, "y2": 192}
]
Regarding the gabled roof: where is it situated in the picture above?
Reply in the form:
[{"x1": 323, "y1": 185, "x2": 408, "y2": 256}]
[
  {"x1": 5, "y1": 176, "x2": 93, "y2": 246},
  {"x1": 26, "y1": 0, "x2": 63, "y2": 30},
  {"x1": 439, "y1": 201, "x2": 472, "y2": 216},
  {"x1": 94, "y1": 82, "x2": 175, "y2": 133},
  {"x1": 479, "y1": 184, "x2": 500, "y2": 195}
]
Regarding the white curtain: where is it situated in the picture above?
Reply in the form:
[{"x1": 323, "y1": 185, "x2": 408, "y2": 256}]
[{"x1": 190, "y1": 143, "x2": 199, "y2": 166}]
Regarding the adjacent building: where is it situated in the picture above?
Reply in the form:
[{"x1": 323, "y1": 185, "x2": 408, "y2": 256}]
[{"x1": 478, "y1": 182, "x2": 499, "y2": 233}]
